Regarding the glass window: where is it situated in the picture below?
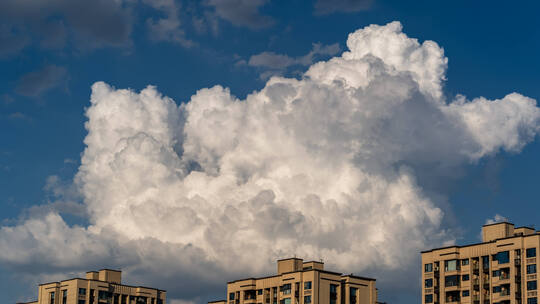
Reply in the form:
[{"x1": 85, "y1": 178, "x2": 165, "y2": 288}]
[
  {"x1": 445, "y1": 275, "x2": 459, "y2": 287},
  {"x1": 425, "y1": 279, "x2": 433, "y2": 288},
  {"x1": 528, "y1": 265, "x2": 537, "y2": 274},
  {"x1": 229, "y1": 293, "x2": 235, "y2": 300},
  {"x1": 304, "y1": 296, "x2": 311, "y2": 304},
  {"x1": 78, "y1": 300, "x2": 86, "y2": 304},
  {"x1": 497, "y1": 251, "x2": 510, "y2": 264},
  {"x1": 445, "y1": 260, "x2": 458, "y2": 271},
  {"x1": 493, "y1": 286, "x2": 501, "y2": 293},
  {"x1": 462, "y1": 290, "x2": 470, "y2": 297},
  {"x1": 330, "y1": 284, "x2": 338, "y2": 304},
  {"x1": 62, "y1": 290, "x2": 67, "y2": 304},
  {"x1": 482, "y1": 256, "x2": 489, "y2": 268},
  {"x1": 349, "y1": 287, "x2": 357, "y2": 304},
  {"x1": 528, "y1": 281, "x2": 538, "y2": 291},
  {"x1": 79, "y1": 288, "x2": 86, "y2": 296},
  {"x1": 528, "y1": 248, "x2": 537, "y2": 258},
  {"x1": 528, "y1": 298, "x2": 538, "y2": 304},
  {"x1": 425, "y1": 263, "x2": 433, "y2": 273},
  {"x1": 461, "y1": 259, "x2": 469, "y2": 266},
  {"x1": 280, "y1": 299, "x2": 291, "y2": 304},
  {"x1": 462, "y1": 274, "x2": 469, "y2": 281},
  {"x1": 304, "y1": 281, "x2": 312, "y2": 290},
  {"x1": 258, "y1": 290, "x2": 263, "y2": 295},
  {"x1": 282, "y1": 284, "x2": 291, "y2": 295},
  {"x1": 425, "y1": 294, "x2": 433, "y2": 303},
  {"x1": 50, "y1": 292, "x2": 56, "y2": 304}
]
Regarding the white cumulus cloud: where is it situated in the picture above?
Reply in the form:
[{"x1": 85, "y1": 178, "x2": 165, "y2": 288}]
[{"x1": 1, "y1": 21, "x2": 539, "y2": 303}]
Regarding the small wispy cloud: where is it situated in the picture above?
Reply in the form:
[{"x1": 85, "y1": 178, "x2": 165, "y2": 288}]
[
  {"x1": 314, "y1": 0, "x2": 373, "y2": 15},
  {"x1": 205, "y1": 0, "x2": 274, "y2": 30},
  {"x1": 240, "y1": 42, "x2": 340, "y2": 79},
  {"x1": 485, "y1": 214, "x2": 508, "y2": 225},
  {"x1": 15, "y1": 65, "x2": 68, "y2": 97}
]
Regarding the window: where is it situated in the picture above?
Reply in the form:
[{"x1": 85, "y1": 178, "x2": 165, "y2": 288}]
[
  {"x1": 330, "y1": 284, "x2": 338, "y2": 304},
  {"x1": 258, "y1": 290, "x2": 263, "y2": 295},
  {"x1": 528, "y1": 298, "x2": 538, "y2": 304},
  {"x1": 50, "y1": 292, "x2": 56, "y2": 304},
  {"x1": 462, "y1": 274, "x2": 469, "y2": 281},
  {"x1": 425, "y1": 263, "x2": 433, "y2": 273},
  {"x1": 497, "y1": 251, "x2": 510, "y2": 264},
  {"x1": 445, "y1": 260, "x2": 459, "y2": 271},
  {"x1": 493, "y1": 286, "x2": 501, "y2": 293},
  {"x1": 462, "y1": 290, "x2": 470, "y2": 297},
  {"x1": 482, "y1": 256, "x2": 490, "y2": 268},
  {"x1": 425, "y1": 279, "x2": 433, "y2": 288},
  {"x1": 62, "y1": 290, "x2": 67, "y2": 304},
  {"x1": 79, "y1": 288, "x2": 86, "y2": 296},
  {"x1": 350, "y1": 287, "x2": 357, "y2": 304},
  {"x1": 281, "y1": 284, "x2": 291, "y2": 295},
  {"x1": 229, "y1": 293, "x2": 235, "y2": 300},
  {"x1": 280, "y1": 299, "x2": 291, "y2": 304},
  {"x1": 528, "y1": 281, "x2": 538, "y2": 291},
  {"x1": 493, "y1": 270, "x2": 501, "y2": 277},
  {"x1": 425, "y1": 294, "x2": 433, "y2": 303},
  {"x1": 445, "y1": 275, "x2": 459, "y2": 287},
  {"x1": 462, "y1": 259, "x2": 469, "y2": 266},
  {"x1": 78, "y1": 300, "x2": 86, "y2": 304},
  {"x1": 528, "y1": 265, "x2": 537, "y2": 274},
  {"x1": 304, "y1": 281, "x2": 312, "y2": 290},
  {"x1": 304, "y1": 296, "x2": 311, "y2": 304},
  {"x1": 528, "y1": 248, "x2": 537, "y2": 258},
  {"x1": 99, "y1": 291, "x2": 112, "y2": 300}
]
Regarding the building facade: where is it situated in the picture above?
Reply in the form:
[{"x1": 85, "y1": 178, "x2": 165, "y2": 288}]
[
  {"x1": 422, "y1": 222, "x2": 540, "y2": 304},
  {"x1": 18, "y1": 269, "x2": 166, "y2": 304},
  {"x1": 210, "y1": 258, "x2": 378, "y2": 304}
]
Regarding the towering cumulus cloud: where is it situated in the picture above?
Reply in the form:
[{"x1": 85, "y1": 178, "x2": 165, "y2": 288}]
[{"x1": 1, "y1": 22, "x2": 539, "y2": 301}]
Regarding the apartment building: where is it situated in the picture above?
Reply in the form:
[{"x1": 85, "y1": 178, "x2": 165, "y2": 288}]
[
  {"x1": 422, "y1": 222, "x2": 540, "y2": 304},
  {"x1": 17, "y1": 269, "x2": 166, "y2": 304},
  {"x1": 209, "y1": 258, "x2": 378, "y2": 304}
]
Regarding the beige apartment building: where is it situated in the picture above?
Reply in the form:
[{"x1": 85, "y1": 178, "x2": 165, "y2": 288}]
[
  {"x1": 422, "y1": 222, "x2": 540, "y2": 304},
  {"x1": 17, "y1": 269, "x2": 166, "y2": 304},
  {"x1": 209, "y1": 258, "x2": 379, "y2": 304}
]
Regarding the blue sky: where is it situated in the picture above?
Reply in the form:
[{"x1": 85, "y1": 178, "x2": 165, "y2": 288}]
[{"x1": 1, "y1": 1, "x2": 540, "y2": 304}]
